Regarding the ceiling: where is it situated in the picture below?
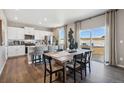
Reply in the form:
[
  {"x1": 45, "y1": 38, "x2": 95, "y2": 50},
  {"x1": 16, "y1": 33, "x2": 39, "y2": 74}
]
[{"x1": 4, "y1": 9, "x2": 108, "y2": 28}]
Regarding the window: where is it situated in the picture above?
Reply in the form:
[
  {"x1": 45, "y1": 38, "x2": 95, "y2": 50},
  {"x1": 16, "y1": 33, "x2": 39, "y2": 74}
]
[
  {"x1": 80, "y1": 26, "x2": 106, "y2": 62},
  {"x1": 80, "y1": 29, "x2": 91, "y2": 46},
  {"x1": 59, "y1": 27, "x2": 65, "y2": 44},
  {"x1": 91, "y1": 27, "x2": 105, "y2": 47},
  {"x1": 80, "y1": 27, "x2": 105, "y2": 47}
]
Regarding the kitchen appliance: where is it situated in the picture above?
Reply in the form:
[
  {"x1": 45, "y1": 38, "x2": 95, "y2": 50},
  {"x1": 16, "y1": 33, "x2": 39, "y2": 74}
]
[{"x1": 25, "y1": 35, "x2": 35, "y2": 40}]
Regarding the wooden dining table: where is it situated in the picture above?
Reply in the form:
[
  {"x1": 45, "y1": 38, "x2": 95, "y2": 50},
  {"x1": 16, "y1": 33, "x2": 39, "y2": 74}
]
[{"x1": 44, "y1": 49, "x2": 91, "y2": 82}]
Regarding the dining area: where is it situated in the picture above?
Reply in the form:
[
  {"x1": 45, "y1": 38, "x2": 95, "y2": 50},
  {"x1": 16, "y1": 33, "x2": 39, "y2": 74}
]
[{"x1": 31, "y1": 47, "x2": 92, "y2": 83}]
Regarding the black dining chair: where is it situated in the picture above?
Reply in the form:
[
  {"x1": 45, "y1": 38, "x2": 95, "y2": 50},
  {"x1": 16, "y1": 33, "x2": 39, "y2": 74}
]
[
  {"x1": 66, "y1": 53, "x2": 86, "y2": 83},
  {"x1": 43, "y1": 54, "x2": 65, "y2": 83},
  {"x1": 57, "y1": 49, "x2": 63, "y2": 52}
]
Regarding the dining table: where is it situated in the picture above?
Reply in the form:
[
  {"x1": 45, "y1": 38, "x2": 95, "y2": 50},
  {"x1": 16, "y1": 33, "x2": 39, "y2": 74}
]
[{"x1": 44, "y1": 49, "x2": 91, "y2": 82}]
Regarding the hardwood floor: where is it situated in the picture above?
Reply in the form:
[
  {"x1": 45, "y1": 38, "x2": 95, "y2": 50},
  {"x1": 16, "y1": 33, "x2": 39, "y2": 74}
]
[
  {"x1": 0, "y1": 56, "x2": 57, "y2": 83},
  {"x1": 0, "y1": 56, "x2": 124, "y2": 83}
]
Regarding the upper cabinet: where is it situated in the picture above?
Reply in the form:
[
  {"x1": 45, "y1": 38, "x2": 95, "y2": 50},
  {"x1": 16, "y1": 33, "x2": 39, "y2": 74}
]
[
  {"x1": 8, "y1": 27, "x2": 52, "y2": 40},
  {"x1": 35, "y1": 30, "x2": 52, "y2": 40},
  {"x1": 24, "y1": 29, "x2": 34, "y2": 35},
  {"x1": 8, "y1": 27, "x2": 24, "y2": 40}
]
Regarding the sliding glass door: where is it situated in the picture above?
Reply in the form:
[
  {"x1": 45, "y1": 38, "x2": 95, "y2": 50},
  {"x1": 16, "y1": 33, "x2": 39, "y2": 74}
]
[{"x1": 80, "y1": 27, "x2": 106, "y2": 62}]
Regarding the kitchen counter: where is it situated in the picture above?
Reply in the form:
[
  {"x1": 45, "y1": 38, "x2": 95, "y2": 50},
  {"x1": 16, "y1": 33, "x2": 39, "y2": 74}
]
[
  {"x1": 8, "y1": 45, "x2": 25, "y2": 57},
  {"x1": 26, "y1": 45, "x2": 36, "y2": 64}
]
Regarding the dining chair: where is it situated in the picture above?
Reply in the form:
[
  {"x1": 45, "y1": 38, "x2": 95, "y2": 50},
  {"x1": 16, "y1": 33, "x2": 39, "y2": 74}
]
[
  {"x1": 57, "y1": 49, "x2": 63, "y2": 52},
  {"x1": 43, "y1": 54, "x2": 65, "y2": 83},
  {"x1": 66, "y1": 53, "x2": 86, "y2": 83}
]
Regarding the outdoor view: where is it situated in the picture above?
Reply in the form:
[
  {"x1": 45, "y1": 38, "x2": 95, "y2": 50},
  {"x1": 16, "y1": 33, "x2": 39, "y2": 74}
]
[
  {"x1": 80, "y1": 27, "x2": 106, "y2": 62},
  {"x1": 59, "y1": 28, "x2": 65, "y2": 44}
]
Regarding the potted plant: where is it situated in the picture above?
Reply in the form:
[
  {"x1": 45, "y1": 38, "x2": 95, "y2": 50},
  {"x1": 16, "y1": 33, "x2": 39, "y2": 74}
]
[{"x1": 68, "y1": 28, "x2": 78, "y2": 52}]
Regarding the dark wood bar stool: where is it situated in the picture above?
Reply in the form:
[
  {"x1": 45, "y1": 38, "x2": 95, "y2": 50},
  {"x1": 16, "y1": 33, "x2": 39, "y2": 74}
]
[
  {"x1": 31, "y1": 53, "x2": 42, "y2": 66},
  {"x1": 31, "y1": 47, "x2": 43, "y2": 66}
]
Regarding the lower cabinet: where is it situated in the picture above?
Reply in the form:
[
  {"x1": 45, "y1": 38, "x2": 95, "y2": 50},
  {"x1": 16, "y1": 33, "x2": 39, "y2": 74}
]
[{"x1": 8, "y1": 46, "x2": 25, "y2": 57}]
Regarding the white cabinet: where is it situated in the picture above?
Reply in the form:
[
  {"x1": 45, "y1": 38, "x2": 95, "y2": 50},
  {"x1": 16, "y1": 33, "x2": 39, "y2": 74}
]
[
  {"x1": 35, "y1": 30, "x2": 40, "y2": 40},
  {"x1": 17, "y1": 46, "x2": 25, "y2": 55},
  {"x1": 8, "y1": 27, "x2": 17, "y2": 39},
  {"x1": 39, "y1": 33, "x2": 44, "y2": 40},
  {"x1": 8, "y1": 27, "x2": 53, "y2": 40},
  {"x1": 16, "y1": 29, "x2": 24, "y2": 40},
  {"x1": 34, "y1": 30, "x2": 52, "y2": 40},
  {"x1": 8, "y1": 46, "x2": 15, "y2": 57},
  {"x1": 8, "y1": 27, "x2": 24, "y2": 40},
  {"x1": 8, "y1": 46, "x2": 25, "y2": 57},
  {"x1": 24, "y1": 29, "x2": 34, "y2": 35}
]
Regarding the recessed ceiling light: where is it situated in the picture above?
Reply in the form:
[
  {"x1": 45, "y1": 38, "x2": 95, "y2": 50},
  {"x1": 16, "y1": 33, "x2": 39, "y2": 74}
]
[
  {"x1": 44, "y1": 17, "x2": 47, "y2": 21},
  {"x1": 14, "y1": 17, "x2": 18, "y2": 20}
]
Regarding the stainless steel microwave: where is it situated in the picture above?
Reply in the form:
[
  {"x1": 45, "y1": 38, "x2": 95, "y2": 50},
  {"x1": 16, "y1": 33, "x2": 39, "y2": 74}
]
[{"x1": 24, "y1": 35, "x2": 35, "y2": 40}]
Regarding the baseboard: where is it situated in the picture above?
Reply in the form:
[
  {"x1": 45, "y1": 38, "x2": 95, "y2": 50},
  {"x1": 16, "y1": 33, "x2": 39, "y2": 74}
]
[{"x1": 117, "y1": 64, "x2": 124, "y2": 68}]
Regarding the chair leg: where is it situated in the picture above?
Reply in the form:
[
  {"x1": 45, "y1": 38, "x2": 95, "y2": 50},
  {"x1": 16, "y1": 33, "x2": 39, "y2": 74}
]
[
  {"x1": 32, "y1": 55, "x2": 36, "y2": 66},
  {"x1": 34, "y1": 56, "x2": 36, "y2": 66},
  {"x1": 55, "y1": 72, "x2": 57, "y2": 76},
  {"x1": 80, "y1": 68, "x2": 83, "y2": 80},
  {"x1": 84, "y1": 64, "x2": 87, "y2": 77},
  {"x1": 89, "y1": 62, "x2": 91, "y2": 73},
  {"x1": 63, "y1": 69, "x2": 65, "y2": 83},
  {"x1": 44, "y1": 70, "x2": 46, "y2": 83},
  {"x1": 39, "y1": 55, "x2": 42, "y2": 64},
  {"x1": 74, "y1": 69, "x2": 76, "y2": 83},
  {"x1": 50, "y1": 73, "x2": 52, "y2": 83}
]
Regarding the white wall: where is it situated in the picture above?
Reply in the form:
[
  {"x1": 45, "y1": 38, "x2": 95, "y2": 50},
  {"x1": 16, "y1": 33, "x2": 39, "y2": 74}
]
[
  {"x1": 116, "y1": 10, "x2": 124, "y2": 66},
  {"x1": 0, "y1": 10, "x2": 8, "y2": 75}
]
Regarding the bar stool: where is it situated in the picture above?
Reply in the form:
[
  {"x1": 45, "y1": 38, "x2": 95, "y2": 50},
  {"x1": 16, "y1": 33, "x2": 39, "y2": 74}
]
[{"x1": 31, "y1": 47, "x2": 43, "y2": 66}]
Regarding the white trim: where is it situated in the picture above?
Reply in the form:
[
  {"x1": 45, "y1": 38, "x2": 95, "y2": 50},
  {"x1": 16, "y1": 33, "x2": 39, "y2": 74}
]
[{"x1": 117, "y1": 64, "x2": 124, "y2": 68}]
